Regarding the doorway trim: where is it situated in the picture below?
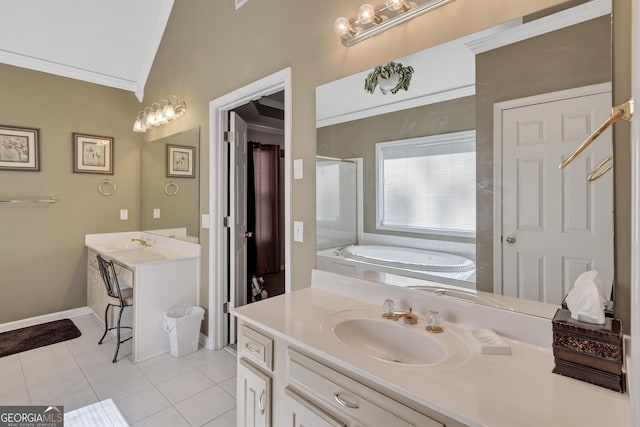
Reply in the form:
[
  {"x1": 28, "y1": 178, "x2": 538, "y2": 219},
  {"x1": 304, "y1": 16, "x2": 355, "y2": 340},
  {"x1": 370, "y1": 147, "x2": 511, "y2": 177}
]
[
  {"x1": 208, "y1": 68, "x2": 292, "y2": 350},
  {"x1": 492, "y1": 82, "x2": 612, "y2": 294},
  {"x1": 630, "y1": 0, "x2": 639, "y2": 423}
]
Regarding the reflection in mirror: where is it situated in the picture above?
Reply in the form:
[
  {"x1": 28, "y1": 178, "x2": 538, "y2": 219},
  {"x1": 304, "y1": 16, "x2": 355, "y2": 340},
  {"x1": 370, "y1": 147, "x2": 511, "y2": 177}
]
[
  {"x1": 316, "y1": 0, "x2": 614, "y2": 316},
  {"x1": 316, "y1": 156, "x2": 357, "y2": 249},
  {"x1": 142, "y1": 128, "x2": 200, "y2": 242}
]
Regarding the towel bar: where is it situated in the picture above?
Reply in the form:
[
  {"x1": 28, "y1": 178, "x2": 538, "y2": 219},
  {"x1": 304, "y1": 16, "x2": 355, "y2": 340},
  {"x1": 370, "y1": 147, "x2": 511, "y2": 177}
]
[{"x1": 0, "y1": 197, "x2": 56, "y2": 205}]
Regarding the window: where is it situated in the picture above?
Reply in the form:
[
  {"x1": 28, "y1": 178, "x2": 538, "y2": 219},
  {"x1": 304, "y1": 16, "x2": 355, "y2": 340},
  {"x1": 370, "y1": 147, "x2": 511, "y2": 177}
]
[{"x1": 376, "y1": 130, "x2": 476, "y2": 237}]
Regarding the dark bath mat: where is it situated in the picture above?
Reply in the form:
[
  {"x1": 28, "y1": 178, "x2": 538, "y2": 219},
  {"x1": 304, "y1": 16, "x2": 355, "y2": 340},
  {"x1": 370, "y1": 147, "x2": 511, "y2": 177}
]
[{"x1": 0, "y1": 319, "x2": 81, "y2": 357}]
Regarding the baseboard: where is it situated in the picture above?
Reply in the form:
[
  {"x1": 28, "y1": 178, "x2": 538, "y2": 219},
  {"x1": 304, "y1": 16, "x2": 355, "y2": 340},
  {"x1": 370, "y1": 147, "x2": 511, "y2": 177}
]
[
  {"x1": 199, "y1": 332, "x2": 214, "y2": 350},
  {"x1": 0, "y1": 306, "x2": 94, "y2": 333}
]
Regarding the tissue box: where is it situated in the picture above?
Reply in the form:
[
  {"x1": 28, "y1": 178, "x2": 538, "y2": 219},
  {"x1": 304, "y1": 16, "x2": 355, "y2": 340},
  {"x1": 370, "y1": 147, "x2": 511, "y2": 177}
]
[{"x1": 551, "y1": 308, "x2": 624, "y2": 392}]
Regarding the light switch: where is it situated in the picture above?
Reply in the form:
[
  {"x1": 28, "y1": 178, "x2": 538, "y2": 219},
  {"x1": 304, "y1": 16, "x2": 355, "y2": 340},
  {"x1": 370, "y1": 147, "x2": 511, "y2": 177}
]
[
  {"x1": 120, "y1": 209, "x2": 128, "y2": 220},
  {"x1": 201, "y1": 214, "x2": 210, "y2": 229},
  {"x1": 294, "y1": 221, "x2": 304, "y2": 242},
  {"x1": 153, "y1": 208, "x2": 160, "y2": 219},
  {"x1": 294, "y1": 158, "x2": 303, "y2": 180}
]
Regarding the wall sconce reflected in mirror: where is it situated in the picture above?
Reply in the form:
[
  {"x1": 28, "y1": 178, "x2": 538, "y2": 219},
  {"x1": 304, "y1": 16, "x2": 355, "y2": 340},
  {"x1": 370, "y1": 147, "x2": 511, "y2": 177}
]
[
  {"x1": 133, "y1": 95, "x2": 187, "y2": 133},
  {"x1": 334, "y1": 0, "x2": 455, "y2": 46}
]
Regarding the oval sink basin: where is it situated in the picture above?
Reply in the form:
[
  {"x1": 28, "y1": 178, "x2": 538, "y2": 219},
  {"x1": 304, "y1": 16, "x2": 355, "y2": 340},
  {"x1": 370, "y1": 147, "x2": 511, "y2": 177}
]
[
  {"x1": 107, "y1": 248, "x2": 168, "y2": 264},
  {"x1": 332, "y1": 318, "x2": 445, "y2": 366}
]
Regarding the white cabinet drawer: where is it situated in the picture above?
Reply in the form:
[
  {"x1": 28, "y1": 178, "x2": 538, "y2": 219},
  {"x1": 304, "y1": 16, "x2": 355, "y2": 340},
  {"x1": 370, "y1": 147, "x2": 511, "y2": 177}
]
[
  {"x1": 238, "y1": 323, "x2": 274, "y2": 371},
  {"x1": 284, "y1": 387, "x2": 347, "y2": 427},
  {"x1": 287, "y1": 349, "x2": 443, "y2": 427}
]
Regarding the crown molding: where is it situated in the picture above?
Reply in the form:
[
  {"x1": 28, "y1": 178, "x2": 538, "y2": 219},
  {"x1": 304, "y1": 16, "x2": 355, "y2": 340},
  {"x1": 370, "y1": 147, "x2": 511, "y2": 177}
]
[
  {"x1": 317, "y1": 84, "x2": 475, "y2": 128},
  {"x1": 466, "y1": 0, "x2": 611, "y2": 54},
  {"x1": 0, "y1": 49, "x2": 137, "y2": 92}
]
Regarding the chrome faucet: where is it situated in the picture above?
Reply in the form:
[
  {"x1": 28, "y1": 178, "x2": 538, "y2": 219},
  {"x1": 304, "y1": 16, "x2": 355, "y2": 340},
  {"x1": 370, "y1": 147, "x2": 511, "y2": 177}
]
[{"x1": 131, "y1": 238, "x2": 151, "y2": 247}]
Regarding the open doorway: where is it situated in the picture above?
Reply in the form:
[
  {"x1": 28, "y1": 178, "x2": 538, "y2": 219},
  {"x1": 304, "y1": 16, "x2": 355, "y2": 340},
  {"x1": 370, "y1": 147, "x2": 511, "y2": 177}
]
[
  {"x1": 227, "y1": 93, "x2": 286, "y2": 345},
  {"x1": 208, "y1": 69, "x2": 291, "y2": 351},
  {"x1": 234, "y1": 91, "x2": 286, "y2": 305}
]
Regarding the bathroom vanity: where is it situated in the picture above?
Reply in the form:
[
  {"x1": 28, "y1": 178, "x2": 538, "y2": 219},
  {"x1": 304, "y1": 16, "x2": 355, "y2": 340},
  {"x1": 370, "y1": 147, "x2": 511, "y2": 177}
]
[
  {"x1": 85, "y1": 232, "x2": 200, "y2": 363},
  {"x1": 232, "y1": 270, "x2": 630, "y2": 427}
]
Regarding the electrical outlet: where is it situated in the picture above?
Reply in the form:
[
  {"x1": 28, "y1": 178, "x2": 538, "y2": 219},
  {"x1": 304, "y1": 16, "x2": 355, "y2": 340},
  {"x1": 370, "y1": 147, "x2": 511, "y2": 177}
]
[
  {"x1": 202, "y1": 214, "x2": 210, "y2": 229},
  {"x1": 120, "y1": 209, "x2": 128, "y2": 220},
  {"x1": 153, "y1": 208, "x2": 160, "y2": 219},
  {"x1": 294, "y1": 221, "x2": 304, "y2": 242},
  {"x1": 294, "y1": 158, "x2": 303, "y2": 180}
]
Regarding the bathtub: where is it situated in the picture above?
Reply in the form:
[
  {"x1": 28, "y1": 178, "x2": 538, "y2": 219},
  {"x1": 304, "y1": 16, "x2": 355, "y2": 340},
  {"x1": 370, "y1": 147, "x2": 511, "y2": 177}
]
[{"x1": 316, "y1": 244, "x2": 476, "y2": 289}]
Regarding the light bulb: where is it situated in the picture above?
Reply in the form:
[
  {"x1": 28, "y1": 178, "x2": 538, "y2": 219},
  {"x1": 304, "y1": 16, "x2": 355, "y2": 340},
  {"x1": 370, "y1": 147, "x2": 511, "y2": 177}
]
[
  {"x1": 163, "y1": 102, "x2": 176, "y2": 120},
  {"x1": 145, "y1": 112, "x2": 156, "y2": 127},
  {"x1": 133, "y1": 112, "x2": 146, "y2": 132},
  {"x1": 133, "y1": 119, "x2": 143, "y2": 132},
  {"x1": 386, "y1": 0, "x2": 411, "y2": 11},
  {"x1": 175, "y1": 101, "x2": 187, "y2": 117},
  {"x1": 334, "y1": 17, "x2": 354, "y2": 37},
  {"x1": 357, "y1": 4, "x2": 379, "y2": 24},
  {"x1": 155, "y1": 109, "x2": 167, "y2": 124}
]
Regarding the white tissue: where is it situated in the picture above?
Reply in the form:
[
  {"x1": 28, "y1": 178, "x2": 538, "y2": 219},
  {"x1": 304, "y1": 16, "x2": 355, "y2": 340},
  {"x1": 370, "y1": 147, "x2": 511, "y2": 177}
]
[{"x1": 565, "y1": 270, "x2": 607, "y2": 325}]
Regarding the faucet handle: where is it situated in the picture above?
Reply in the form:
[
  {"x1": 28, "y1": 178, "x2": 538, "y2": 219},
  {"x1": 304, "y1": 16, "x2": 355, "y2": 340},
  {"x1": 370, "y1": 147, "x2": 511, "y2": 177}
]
[{"x1": 382, "y1": 299, "x2": 396, "y2": 319}]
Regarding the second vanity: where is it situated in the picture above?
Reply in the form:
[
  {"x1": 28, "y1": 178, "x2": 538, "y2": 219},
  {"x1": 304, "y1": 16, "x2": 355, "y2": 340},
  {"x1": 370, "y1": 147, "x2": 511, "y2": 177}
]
[
  {"x1": 86, "y1": 231, "x2": 200, "y2": 363},
  {"x1": 232, "y1": 270, "x2": 630, "y2": 427}
]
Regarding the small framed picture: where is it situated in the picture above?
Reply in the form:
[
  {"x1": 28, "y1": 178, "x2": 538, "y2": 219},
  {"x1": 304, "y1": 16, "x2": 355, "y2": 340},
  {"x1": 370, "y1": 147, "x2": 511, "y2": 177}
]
[
  {"x1": 0, "y1": 125, "x2": 40, "y2": 171},
  {"x1": 73, "y1": 133, "x2": 113, "y2": 174},
  {"x1": 167, "y1": 144, "x2": 195, "y2": 178}
]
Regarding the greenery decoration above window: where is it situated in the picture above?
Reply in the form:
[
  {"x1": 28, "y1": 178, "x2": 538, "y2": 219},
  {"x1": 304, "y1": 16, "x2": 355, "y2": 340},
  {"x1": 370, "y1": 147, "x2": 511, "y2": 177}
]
[{"x1": 364, "y1": 61, "x2": 415, "y2": 95}]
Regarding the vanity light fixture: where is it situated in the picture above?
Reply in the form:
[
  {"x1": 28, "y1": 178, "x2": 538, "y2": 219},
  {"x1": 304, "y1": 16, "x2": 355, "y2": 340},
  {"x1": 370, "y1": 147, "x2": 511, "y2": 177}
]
[
  {"x1": 133, "y1": 96, "x2": 187, "y2": 133},
  {"x1": 334, "y1": 0, "x2": 455, "y2": 46}
]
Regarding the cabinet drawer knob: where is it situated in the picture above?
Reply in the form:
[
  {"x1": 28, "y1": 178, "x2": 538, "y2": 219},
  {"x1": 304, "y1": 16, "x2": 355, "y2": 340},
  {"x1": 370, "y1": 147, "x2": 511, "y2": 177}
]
[
  {"x1": 333, "y1": 392, "x2": 359, "y2": 409},
  {"x1": 245, "y1": 342, "x2": 261, "y2": 353}
]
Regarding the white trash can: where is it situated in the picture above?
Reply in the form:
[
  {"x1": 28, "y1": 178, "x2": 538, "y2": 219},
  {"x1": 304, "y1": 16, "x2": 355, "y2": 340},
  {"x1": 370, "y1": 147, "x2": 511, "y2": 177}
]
[{"x1": 164, "y1": 306, "x2": 205, "y2": 357}]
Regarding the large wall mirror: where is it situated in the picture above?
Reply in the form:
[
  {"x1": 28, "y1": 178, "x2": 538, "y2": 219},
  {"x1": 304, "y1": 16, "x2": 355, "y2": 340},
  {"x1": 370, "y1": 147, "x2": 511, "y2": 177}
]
[
  {"x1": 142, "y1": 127, "x2": 200, "y2": 242},
  {"x1": 316, "y1": 0, "x2": 618, "y2": 318}
]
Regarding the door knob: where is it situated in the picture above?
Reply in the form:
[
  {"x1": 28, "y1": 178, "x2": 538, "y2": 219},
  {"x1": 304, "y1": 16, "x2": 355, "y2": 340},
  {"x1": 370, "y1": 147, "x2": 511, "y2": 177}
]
[
  {"x1": 505, "y1": 236, "x2": 516, "y2": 244},
  {"x1": 244, "y1": 231, "x2": 254, "y2": 238}
]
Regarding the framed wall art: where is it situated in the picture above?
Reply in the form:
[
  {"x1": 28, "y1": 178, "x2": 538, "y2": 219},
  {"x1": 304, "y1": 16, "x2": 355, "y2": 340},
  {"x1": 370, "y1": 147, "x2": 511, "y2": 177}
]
[
  {"x1": 73, "y1": 133, "x2": 113, "y2": 174},
  {"x1": 167, "y1": 144, "x2": 195, "y2": 178},
  {"x1": 0, "y1": 125, "x2": 40, "y2": 171}
]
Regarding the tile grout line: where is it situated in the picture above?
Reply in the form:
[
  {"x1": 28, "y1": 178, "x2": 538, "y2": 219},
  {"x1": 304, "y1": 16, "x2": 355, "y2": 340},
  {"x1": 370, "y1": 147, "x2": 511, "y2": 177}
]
[
  {"x1": 17, "y1": 354, "x2": 32, "y2": 405},
  {"x1": 65, "y1": 340, "x2": 101, "y2": 407}
]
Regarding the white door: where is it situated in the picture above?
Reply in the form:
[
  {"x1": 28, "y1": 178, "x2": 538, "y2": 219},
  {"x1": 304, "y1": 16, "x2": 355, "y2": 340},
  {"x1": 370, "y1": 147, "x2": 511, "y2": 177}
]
[
  {"x1": 238, "y1": 359, "x2": 271, "y2": 427},
  {"x1": 229, "y1": 111, "x2": 249, "y2": 344},
  {"x1": 501, "y1": 90, "x2": 614, "y2": 304}
]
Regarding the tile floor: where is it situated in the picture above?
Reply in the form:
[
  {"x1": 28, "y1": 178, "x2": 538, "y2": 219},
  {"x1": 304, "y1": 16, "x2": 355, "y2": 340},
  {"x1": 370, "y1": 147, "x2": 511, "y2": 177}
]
[{"x1": 0, "y1": 315, "x2": 237, "y2": 426}]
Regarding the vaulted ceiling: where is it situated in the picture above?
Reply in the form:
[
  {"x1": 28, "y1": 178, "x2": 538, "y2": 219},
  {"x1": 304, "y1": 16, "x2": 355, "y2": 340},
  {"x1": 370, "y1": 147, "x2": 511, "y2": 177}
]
[{"x1": 0, "y1": 0, "x2": 174, "y2": 101}]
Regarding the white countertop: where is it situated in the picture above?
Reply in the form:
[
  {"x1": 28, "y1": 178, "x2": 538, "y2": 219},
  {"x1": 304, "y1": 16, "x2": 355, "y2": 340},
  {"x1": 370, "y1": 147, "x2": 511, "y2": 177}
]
[
  {"x1": 233, "y1": 287, "x2": 630, "y2": 427},
  {"x1": 86, "y1": 231, "x2": 200, "y2": 268}
]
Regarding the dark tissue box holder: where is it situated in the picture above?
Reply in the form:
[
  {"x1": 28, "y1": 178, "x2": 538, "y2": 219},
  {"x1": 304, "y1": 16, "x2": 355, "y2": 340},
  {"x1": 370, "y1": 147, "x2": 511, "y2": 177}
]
[{"x1": 551, "y1": 308, "x2": 625, "y2": 393}]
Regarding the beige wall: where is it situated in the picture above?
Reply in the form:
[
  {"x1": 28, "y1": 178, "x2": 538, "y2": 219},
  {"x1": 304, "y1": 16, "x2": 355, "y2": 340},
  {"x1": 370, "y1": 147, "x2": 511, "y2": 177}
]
[
  {"x1": 0, "y1": 64, "x2": 141, "y2": 324},
  {"x1": 612, "y1": 0, "x2": 632, "y2": 330},
  {"x1": 317, "y1": 96, "x2": 475, "y2": 240}
]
